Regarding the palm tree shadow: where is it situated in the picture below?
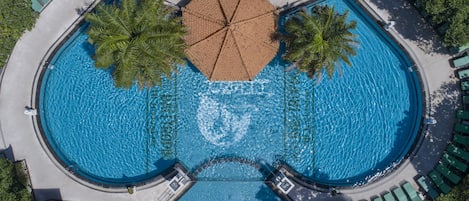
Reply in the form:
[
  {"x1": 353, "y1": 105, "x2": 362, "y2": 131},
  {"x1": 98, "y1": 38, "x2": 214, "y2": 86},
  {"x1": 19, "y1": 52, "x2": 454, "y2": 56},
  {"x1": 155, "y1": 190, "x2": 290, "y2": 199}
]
[
  {"x1": 410, "y1": 78, "x2": 459, "y2": 174},
  {"x1": 366, "y1": 0, "x2": 448, "y2": 55},
  {"x1": 82, "y1": 40, "x2": 95, "y2": 57}
]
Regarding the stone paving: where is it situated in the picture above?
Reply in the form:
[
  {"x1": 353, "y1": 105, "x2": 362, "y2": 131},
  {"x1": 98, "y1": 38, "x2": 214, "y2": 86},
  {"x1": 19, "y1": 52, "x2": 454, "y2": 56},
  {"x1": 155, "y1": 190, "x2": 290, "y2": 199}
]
[{"x1": 0, "y1": 0, "x2": 458, "y2": 200}]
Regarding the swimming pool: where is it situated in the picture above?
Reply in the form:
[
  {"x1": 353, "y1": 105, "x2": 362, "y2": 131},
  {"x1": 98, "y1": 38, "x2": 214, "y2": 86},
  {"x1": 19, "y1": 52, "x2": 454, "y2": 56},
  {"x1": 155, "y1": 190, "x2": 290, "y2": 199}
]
[{"x1": 37, "y1": 0, "x2": 422, "y2": 198}]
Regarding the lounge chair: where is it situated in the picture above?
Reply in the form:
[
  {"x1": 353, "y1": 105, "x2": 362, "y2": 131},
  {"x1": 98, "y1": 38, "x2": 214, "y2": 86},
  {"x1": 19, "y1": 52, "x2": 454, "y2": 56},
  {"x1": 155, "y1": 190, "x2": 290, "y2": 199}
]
[
  {"x1": 453, "y1": 134, "x2": 469, "y2": 146},
  {"x1": 461, "y1": 81, "x2": 469, "y2": 91},
  {"x1": 429, "y1": 170, "x2": 452, "y2": 194},
  {"x1": 372, "y1": 196, "x2": 384, "y2": 201},
  {"x1": 383, "y1": 192, "x2": 396, "y2": 201},
  {"x1": 458, "y1": 69, "x2": 469, "y2": 79},
  {"x1": 442, "y1": 152, "x2": 468, "y2": 172},
  {"x1": 452, "y1": 54, "x2": 469, "y2": 68},
  {"x1": 464, "y1": 96, "x2": 469, "y2": 104},
  {"x1": 435, "y1": 163, "x2": 461, "y2": 184},
  {"x1": 454, "y1": 123, "x2": 469, "y2": 134},
  {"x1": 392, "y1": 187, "x2": 409, "y2": 201},
  {"x1": 447, "y1": 144, "x2": 469, "y2": 162},
  {"x1": 416, "y1": 176, "x2": 439, "y2": 199},
  {"x1": 31, "y1": 0, "x2": 49, "y2": 12},
  {"x1": 402, "y1": 182, "x2": 423, "y2": 201},
  {"x1": 450, "y1": 42, "x2": 469, "y2": 54},
  {"x1": 456, "y1": 110, "x2": 469, "y2": 120}
]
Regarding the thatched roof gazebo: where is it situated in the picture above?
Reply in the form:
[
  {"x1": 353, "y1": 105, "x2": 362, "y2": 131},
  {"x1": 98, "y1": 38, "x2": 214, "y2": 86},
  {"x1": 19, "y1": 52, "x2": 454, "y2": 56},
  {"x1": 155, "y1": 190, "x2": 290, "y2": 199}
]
[{"x1": 182, "y1": 0, "x2": 280, "y2": 81}]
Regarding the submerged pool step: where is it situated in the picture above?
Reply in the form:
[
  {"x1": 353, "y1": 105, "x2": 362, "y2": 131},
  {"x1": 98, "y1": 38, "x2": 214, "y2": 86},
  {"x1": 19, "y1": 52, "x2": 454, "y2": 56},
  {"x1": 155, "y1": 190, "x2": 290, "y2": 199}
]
[
  {"x1": 283, "y1": 71, "x2": 315, "y2": 171},
  {"x1": 196, "y1": 178, "x2": 265, "y2": 182},
  {"x1": 144, "y1": 80, "x2": 178, "y2": 170}
]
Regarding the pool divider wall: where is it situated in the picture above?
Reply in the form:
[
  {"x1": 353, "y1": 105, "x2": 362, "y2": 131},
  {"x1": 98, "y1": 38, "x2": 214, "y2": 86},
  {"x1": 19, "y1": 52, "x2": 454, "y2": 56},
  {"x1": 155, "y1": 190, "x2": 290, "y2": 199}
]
[{"x1": 29, "y1": 0, "x2": 193, "y2": 194}]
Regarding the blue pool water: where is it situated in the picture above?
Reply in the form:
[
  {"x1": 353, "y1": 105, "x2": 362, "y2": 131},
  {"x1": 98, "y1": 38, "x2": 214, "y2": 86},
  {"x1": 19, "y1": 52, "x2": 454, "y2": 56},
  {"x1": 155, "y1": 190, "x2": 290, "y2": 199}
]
[{"x1": 38, "y1": 0, "x2": 421, "y2": 199}]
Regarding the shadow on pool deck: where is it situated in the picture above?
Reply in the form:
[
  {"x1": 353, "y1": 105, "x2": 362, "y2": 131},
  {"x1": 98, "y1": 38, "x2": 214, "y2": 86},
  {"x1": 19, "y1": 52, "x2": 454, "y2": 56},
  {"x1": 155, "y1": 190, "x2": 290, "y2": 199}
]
[
  {"x1": 367, "y1": 0, "x2": 449, "y2": 55},
  {"x1": 410, "y1": 77, "x2": 460, "y2": 175}
]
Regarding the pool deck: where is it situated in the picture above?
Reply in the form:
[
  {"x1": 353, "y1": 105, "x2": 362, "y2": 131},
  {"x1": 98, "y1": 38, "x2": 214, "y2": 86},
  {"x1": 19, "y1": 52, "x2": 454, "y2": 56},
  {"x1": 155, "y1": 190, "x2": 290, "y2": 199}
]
[{"x1": 0, "y1": 0, "x2": 458, "y2": 200}]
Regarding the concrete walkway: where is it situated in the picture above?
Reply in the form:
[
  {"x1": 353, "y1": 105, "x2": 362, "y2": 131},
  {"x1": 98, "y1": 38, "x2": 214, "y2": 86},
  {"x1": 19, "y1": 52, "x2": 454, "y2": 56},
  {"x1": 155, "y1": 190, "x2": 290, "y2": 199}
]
[{"x1": 0, "y1": 0, "x2": 457, "y2": 200}]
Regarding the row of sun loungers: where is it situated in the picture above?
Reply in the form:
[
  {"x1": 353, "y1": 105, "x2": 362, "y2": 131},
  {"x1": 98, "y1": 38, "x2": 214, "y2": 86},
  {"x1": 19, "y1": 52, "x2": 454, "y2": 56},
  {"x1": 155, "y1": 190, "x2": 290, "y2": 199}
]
[
  {"x1": 418, "y1": 139, "x2": 469, "y2": 199},
  {"x1": 371, "y1": 181, "x2": 423, "y2": 201},
  {"x1": 417, "y1": 57, "x2": 469, "y2": 200},
  {"x1": 420, "y1": 107, "x2": 469, "y2": 198},
  {"x1": 371, "y1": 58, "x2": 469, "y2": 201},
  {"x1": 421, "y1": 142, "x2": 467, "y2": 197}
]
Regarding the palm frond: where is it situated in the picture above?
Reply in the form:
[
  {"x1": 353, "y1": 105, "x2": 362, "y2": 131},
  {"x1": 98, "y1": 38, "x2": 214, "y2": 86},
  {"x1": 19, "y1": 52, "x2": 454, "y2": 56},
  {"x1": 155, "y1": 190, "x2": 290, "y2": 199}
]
[
  {"x1": 85, "y1": 0, "x2": 187, "y2": 89},
  {"x1": 281, "y1": 5, "x2": 358, "y2": 80}
]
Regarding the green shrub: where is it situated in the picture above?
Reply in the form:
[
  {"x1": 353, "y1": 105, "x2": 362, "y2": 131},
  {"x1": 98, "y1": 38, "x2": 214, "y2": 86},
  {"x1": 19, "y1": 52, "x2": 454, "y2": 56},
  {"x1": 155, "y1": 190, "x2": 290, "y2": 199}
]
[
  {"x1": 0, "y1": 0, "x2": 38, "y2": 68},
  {"x1": 0, "y1": 158, "x2": 32, "y2": 201},
  {"x1": 420, "y1": 0, "x2": 469, "y2": 47}
]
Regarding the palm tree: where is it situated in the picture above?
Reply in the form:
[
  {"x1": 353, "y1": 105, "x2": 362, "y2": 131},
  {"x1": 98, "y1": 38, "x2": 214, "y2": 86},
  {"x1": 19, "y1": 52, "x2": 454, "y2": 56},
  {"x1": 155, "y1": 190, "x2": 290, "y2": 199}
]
[
  {"x1": 85, "y1": 0, "x2": 186, "y2": 89},
  {"x1": 281, "y1": 5, "x2": 358, "y2": 80}
]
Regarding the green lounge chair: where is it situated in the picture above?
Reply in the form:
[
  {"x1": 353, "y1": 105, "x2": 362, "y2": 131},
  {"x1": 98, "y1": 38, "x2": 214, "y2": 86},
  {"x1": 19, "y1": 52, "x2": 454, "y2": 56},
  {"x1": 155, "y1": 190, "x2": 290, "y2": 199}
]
[
  {"x1": 450, "y1": 42, "x2": 469, "y2": 54},
  {"x1": 429, "y1": 170, "x2": 452, "y2": 194},
  {"x1": 392, "y1": 187, "x2": 409, "y2": 201},
  {"x1": 464, "y1": 96, "x2": 469, "y2": 104},
  {"x1": 456, "y1": 110, "x2": 469, "y2": 120},
  {"x1": 402, "y1": 182, "x2": 423, "y2": 201},
  {"x1": 458, "y1": 69, "x2": 469, "y2": 79},
  {"x1": 461, "y1": 81, "x2": 469, "y2": 91},
  {"x1": 447, "y1": 144, "x2": 469, "y2": 162},
  {"x1": 442, "y1": 152, "x2": 468, "y2": 172},
  {"x1": 416, "y1": 176, "x2": 439, "y2": 199},
  {"x1": 31, "y1": 0, "x2": 43, "y2": 12},
  {"x1": 373, "y1": 196, "x2": 384, "y2": 201},
  {"x1": 435, "y1": 163, "x2": 461, "y2": 184},
  {"x1": 454, "y1": 123, "x2": 469, "y2": 134},
  {"x1": 452, "y1": 55, "x2": 469, "y2": 68},
  {"x1": 383, "y1": 192, "x2": 396, "y2": 201},
  {"x1": 453, "y1": 134, "x2": 469, "y2": 146}
]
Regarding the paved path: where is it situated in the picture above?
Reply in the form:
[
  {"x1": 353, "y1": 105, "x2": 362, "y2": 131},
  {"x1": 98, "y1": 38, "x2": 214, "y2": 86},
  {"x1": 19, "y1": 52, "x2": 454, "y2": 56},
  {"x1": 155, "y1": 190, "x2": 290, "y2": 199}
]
[{"x1": 0, "y1": 0, "x2": 457, "y2": 200}]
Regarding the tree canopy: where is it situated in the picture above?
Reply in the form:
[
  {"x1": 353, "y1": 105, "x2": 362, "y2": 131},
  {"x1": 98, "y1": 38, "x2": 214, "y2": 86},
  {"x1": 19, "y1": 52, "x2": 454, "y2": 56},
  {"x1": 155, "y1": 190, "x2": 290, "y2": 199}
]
[
  {"x1": 0, "y1": 0, "x2": 38, "y2": 68},
  {"x1": 0, "y1": 158, "x2": 32, "y2": 201},
  {"x1": 86, "y1": 0, "x2": 187, "y2": 89},
  {"x1": 420, "y1": 0, "x2": 469, "y2": 47},
  {"x1": 280, "y1": 5, "x2": 358, "y2": 80}
]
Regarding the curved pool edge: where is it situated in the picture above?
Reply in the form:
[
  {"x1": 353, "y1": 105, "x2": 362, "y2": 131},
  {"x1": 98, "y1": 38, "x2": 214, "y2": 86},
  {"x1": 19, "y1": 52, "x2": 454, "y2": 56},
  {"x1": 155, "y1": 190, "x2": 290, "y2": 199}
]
[
  {"x1": 28, "y1": 0, "x2": 432, "y2": 200},
  {"x1": 270, "y1": 0, "x2": 431, "y2": 195},
  {"x1": 274, "y1": 0, "x2": 425, "y2": 187},
  {"x1": 29, "y1": 0, "x2": 184, "y2": 193},
  {"x1": 36, "y1": 0, "x2": 426, "y2": 190},
  {"x1": 0, "y1": 0, "x2": 452, "y2": 200}
]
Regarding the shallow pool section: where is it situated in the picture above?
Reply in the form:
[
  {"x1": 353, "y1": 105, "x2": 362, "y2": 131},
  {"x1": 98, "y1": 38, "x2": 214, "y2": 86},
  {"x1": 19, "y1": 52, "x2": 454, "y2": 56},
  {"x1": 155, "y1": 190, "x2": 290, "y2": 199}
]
[
  {"x1": 38, "y1": 0, "x2": 421, "y2": 193},
  {"x1": 180, "y1": 181, "x2": 281, "y2": 201}
]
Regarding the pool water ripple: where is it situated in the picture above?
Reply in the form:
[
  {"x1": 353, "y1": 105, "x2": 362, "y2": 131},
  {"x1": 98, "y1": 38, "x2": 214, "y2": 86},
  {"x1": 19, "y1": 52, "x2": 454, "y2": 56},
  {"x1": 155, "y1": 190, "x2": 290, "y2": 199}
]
[{"x1": 39, "y1": 1, "x2": 421, "y2": 199}]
